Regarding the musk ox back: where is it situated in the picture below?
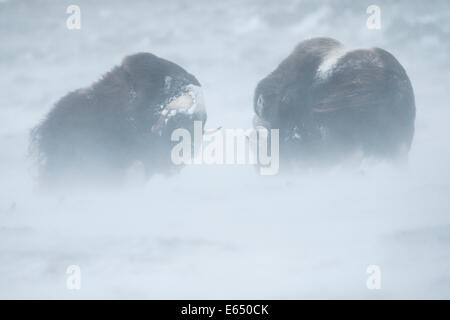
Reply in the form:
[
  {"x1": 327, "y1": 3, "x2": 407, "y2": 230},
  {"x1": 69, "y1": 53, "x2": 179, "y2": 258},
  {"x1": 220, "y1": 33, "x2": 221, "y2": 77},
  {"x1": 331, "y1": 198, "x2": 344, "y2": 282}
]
[
  {"x1": 31, "y1": 53, "x2": 207, "y2": 185},
  {"x1": 253, "y1": 37, "x2": 416, "y2": 167}
]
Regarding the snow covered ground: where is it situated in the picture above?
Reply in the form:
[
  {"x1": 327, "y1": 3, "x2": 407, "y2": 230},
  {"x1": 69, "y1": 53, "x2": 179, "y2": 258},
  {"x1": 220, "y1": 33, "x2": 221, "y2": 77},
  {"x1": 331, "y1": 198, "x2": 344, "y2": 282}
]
[{"x1": 1, "y1": 0, "x2": 450, "y2": 299}]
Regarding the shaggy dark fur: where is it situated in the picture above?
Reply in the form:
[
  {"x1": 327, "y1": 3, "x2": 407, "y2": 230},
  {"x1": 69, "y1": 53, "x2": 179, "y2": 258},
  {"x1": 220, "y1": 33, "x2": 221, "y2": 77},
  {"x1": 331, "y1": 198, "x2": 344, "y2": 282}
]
[
  {"x1": 31, "y1": 53, "x2": 207, "y2": 184},
  {"x1": 253, "y1": 37, "x2": 416, "y2": 166}
]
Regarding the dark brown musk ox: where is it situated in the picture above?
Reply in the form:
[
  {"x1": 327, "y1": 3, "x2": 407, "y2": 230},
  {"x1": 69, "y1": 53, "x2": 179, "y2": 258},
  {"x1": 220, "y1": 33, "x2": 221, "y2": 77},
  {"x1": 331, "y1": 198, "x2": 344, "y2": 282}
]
[
  {"x1": 30, "y1": 53, "x2": 207, "y2": 185},
  {"x1": 253, "y1": 37, "x2": 416, "y2": 168}
]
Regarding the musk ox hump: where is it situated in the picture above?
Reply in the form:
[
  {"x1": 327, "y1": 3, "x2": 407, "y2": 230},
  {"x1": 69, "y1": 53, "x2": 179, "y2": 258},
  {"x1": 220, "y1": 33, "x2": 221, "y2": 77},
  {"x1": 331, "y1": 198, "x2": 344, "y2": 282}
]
[
  {"x1": 278, "y1": 37, "x2": 344, "y2": 81},
  {"x1": 310, "y1": 47, "x2": 415, "y2": 115},
  {"x1": 308, "y1": 46, "x2": 415, "y2": 156}
]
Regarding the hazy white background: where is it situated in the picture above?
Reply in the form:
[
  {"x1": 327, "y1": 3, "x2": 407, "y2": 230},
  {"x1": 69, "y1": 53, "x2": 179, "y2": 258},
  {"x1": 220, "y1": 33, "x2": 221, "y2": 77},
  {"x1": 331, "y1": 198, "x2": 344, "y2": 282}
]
[{"x1": 0, "y1": 0, "x2": 449, "y2": 298}]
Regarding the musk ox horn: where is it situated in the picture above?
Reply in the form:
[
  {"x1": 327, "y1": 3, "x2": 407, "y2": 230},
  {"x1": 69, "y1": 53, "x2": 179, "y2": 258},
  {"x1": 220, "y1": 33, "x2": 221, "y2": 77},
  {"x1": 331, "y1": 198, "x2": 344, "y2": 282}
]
[{"x1": 203, "y1": 127, "x2": 222, "y2": 135}]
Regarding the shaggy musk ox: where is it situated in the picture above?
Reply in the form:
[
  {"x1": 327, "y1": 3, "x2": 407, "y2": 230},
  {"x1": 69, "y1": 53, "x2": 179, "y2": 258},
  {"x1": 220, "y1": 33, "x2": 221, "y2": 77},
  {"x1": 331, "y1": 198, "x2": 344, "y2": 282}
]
[
  {"x1": 253, "y1": 37, "x2": 416, "y2": 167},
  {"x1": 31, "y1": 53, "x2": 207, "y2": 184}
]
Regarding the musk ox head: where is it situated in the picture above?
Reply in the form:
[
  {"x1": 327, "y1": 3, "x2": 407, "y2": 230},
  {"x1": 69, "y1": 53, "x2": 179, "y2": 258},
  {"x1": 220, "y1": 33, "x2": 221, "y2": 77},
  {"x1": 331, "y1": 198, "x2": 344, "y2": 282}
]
[
  {"x1": 253, "y1": 77, "x2": 283, "y2": 131},
  {"x1": 120, "y1": 53, "x2": 207, "y2": 138}
]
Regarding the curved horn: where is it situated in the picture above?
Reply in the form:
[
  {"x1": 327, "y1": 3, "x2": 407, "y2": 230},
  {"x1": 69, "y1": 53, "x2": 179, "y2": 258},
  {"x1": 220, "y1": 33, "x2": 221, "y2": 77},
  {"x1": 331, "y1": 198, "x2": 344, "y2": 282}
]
[{"x1": 203, "y1": 127, "x2": 222, "y2": 135}]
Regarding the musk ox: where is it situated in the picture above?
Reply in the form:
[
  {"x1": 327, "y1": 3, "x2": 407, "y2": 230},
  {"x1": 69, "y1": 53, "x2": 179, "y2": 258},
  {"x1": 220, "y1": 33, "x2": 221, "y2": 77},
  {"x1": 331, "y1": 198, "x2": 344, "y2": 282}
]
[
  {"x1": 253, "y1": 37, "x2": 416, "y2": 167},
  {"x1": 31, "y1": 53, "x2": 207, "y2": 184}
]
